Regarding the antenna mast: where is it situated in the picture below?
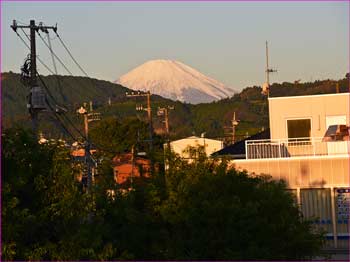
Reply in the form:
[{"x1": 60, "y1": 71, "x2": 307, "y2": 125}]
[
  {"x1": 266, "y1": 41, "x2": 270, "y2": 86},
  {"x1": 262, "y1": 41, "x2": 277, "y2": 96}
]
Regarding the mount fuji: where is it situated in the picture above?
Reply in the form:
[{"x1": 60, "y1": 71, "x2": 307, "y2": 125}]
[{"x1": 115, "y1": 59, "x2": 236, "y2": 104}]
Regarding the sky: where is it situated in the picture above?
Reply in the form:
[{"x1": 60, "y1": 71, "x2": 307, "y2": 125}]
[{"x1": 1, "y1": 1, "x2": 349, "y2": 91}]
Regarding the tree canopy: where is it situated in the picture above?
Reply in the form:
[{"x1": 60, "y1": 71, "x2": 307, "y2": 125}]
[{"x1": 2, "y1": 128, "x2": 324, "y2": 260}]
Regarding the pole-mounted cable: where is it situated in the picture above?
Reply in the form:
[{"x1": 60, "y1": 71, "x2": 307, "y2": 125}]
[
  {"x1": 54, "y1": 32, "x2": 89, "y2": 77},
  {"x1": 37, "y1": 31, "x2": 74, "y2": 75},
  {"x1": 16, "y1": 29, "x2": 55, "y2": 75}
]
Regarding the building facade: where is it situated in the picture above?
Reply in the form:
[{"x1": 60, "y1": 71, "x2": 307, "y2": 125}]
[
  {"x1": 167, "y1": 135, "x2": 223, "y2": 160},
  {"x1": 229, "y1": 93, "x2": 350, "y2": 249},
  {"x1": 113, "y1": 153, "x2": 151, "y2": 185}
]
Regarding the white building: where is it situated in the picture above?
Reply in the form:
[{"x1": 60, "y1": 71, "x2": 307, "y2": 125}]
[
  {"x1": 226, "y1": 93, "x2": 350, "y2": 250},
  {"x1": 167, "y1": 135, "x2": 223, "y2": 160}
]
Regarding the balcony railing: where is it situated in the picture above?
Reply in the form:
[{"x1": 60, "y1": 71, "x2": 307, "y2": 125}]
[{"x1": 245, "y1": 137, "x2": 350, "y2": 159}]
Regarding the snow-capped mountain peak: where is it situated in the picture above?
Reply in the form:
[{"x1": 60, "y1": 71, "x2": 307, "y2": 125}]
[{"x1": 116, "y1": 59, "x2": 235, "y2": 104}]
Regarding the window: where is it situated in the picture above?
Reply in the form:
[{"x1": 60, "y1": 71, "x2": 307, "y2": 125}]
[{"x1": 287, "y1": 119, "x2": 311, "y2": 140}]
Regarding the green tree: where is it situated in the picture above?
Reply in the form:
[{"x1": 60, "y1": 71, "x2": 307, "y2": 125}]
[
  {"x1": 2, "y1": 128, "x2": 93, "y2": 260},
  {"x1": 89, "y1": 117, "x2": 149, "y2": 156},
  {"x1": 159, "y1": 151, "x2": 324, "y2": 260},
  {"x1": 2, "y1": 128, "x2": 324, "y2": 260}
]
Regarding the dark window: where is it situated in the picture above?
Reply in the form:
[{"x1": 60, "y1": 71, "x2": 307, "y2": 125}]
[{"x1": 287, "y1": 119, "x2": 311, "y2": 140}]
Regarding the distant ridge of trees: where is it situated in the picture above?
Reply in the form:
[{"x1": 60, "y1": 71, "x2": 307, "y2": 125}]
[{"x1": 2, "y1": 71, "x2": 349, "y2": 140}]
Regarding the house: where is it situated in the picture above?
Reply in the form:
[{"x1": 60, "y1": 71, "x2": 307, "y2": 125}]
[
  {"x1": 217, "y1": 93, "x2": 350, "y2": 250},
  {"x1": 113, "y1": 153, "x2": 151, "y2": 185},
  {"x1": 166, "y1": 135, "x2": 223, "y2": 160},
  {"x1": 213, "y1": 129, "x2": 270, "y2": 159},
  {"x1": 71, "y1": 148, "x2": 97, "y2": 158}
]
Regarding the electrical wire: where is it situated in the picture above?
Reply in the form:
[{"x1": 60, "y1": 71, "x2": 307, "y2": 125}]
[
  {"x1": 16, "y1": 26, "x2": 120, "y2": 155},
  {"x1": 36, "y1": 31, "x2": 74, "y2": 75},
  {"x1": 50, "y1": 31, "x2": 110, "y2": 104},
  {"x1": 47, "y1": 32, "x2": 58, "y2": 75},
  {"x1": 54, "y1": 32, "x2": 89, "y2": 77},
  {"x1": 45, "y1": 31, "x2": 69, "y2": 104},
  {"x1": 36, "y1": 30, "x2": 107, "y2": 103},
  {"x1": 18, "y1": 28, "x2": 75, "y2": 112},
  {"x1": 38, "y1": 73, "x2": 113, "y2": 160},
  {"x1": 15, "y1": 30, "x2": 56, "y2": 75},
  {"x1": 37, "y1": 72, "x2": 87, "y2": 140},
  {"x1": 44, "y1": 97, "x2": 77, "y2": 141}
]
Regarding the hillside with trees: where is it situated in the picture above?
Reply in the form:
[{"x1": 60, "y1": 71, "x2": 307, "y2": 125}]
[{"x1": 2, "y1": 71, "x2": 349, "y2": 141}]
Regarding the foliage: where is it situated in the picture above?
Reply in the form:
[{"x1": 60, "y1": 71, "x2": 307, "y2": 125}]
[
  {"x1": 4, "y1": 72, "x2": 348, "y2": 142},
  {"x1": 2, "y1": 128, "x2": 324, "y2": 260},
  {"x1": 2, "y1": 128, "x2": 91, "y2": 259},
  {"x1": 162, "y1": 150, "x2": 324, "y2": 260},
  {"x1": 89, "y1": 117, "x2": 149, "y2": 155}
]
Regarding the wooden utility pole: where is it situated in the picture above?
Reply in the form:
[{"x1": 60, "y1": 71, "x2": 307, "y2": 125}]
[
  {"x1": 130, "y1": 145, "x2": 135, "y2": 187},
  {"x1": 11, "y1": 20, "x2": 57, "y2": 135},
  {"x1": 126, "y1": 91, "x2": 153, "y2": 150},
  {"x1": 77, "y1": 105, "x2": 101, "y2": 193},
  {"x1": 157, "y1": 106, "x2": 174, "y2": 135},
  {"x1": 231, "y1": 112, "x2": 240, "y2": 144},
  {"x1": 223, "y1": 112, "x2": 240, "y2": 145},
  {"x1": 158, "y1": 106, "x2": 174, "y2": 155},
  {"x1": 146, "y1": 93, "x2": 153, "y2": 146}
]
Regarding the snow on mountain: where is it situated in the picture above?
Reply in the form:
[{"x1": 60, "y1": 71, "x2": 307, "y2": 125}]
[{"x1": 115, "y1": 59, "x2": 236, "y2": 104}]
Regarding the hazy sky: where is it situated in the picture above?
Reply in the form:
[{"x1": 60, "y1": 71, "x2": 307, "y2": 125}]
[{"x1": 2, "y1": 1, "x2": 349, "y2": 90}]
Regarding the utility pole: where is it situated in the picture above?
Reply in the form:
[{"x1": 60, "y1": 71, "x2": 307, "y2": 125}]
[
  {"x1": 126, "y1": 91, "x2": 153, "y2": 150},
  {"x1": 157, "y1": 105, "x2": 174, "y2": 155},
  {"x1": 231, "y1": 112, "x2": 240, "y2": 144},
  {"x1": 11, "y1": 20, "x2": 57, "y2": 136},
  {"x1": 262, "y1": 41, "x2": 277, "y2": 96},
  {"x1": 130, "y1": 145, "x2": 135, "y2": 188},
  {"x1": 77, "y1": 105, "x2": 101, "y2": 193},
  {"x1": 223, "y1": 111, "x2": 240, "y2": 145},
  {"x1": 157, "y1": 106, "x2": 174, "y2": 135}
]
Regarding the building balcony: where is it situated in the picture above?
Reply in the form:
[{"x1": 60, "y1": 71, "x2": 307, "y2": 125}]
[{"x1": 245, "y1": 137, "x2": 350, "y2": 160}]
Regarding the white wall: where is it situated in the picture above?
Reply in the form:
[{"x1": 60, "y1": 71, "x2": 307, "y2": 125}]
[
  {"x1": 169, "y1": 136, "x2": 223, "y2": 158},
  {"x1": 268, "y1": 93, "x2": 350, "y2": 140}
]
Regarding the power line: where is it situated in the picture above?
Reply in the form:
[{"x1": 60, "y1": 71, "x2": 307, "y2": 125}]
[
  {"x1": 37, "y1": 72, "x2": 87, "y2": 140},
  {"x1": 40, "y1": 75, "x2": 119, "y2": 154},
  {"x1": 38, "y1": 72, "x2": 116, "y2": 157},
  {"x1": 54, "y1": 32, "x2": 89, "y2": 77},
  {"x1": 52, "y1": 32, "x2": 108, "y2": 103},
  {"x1": 14, "y1": 20, "x2": 113, "y2": 156},
  {"x1": 16, "y1": 29, "x2": 55, "y2": 75},
  {"x1": 47, "y1": 32, "x2": 58, "y2": 75},
  {"x1": 34, "y1": 33, "x2": 103, "y2": 141},
  {"x1": 37, "y1": 31, "x2": 107, "y2": 103},
  {"x1": 45, "y1": 98, "x2": 77, "y2": 141},
  {"x1": 37, "y1": 31, "x2": 74, "y2": 75}
]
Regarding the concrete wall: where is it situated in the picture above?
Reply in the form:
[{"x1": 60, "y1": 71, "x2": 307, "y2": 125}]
[
  {"x1": 268, "y1": 93, "x2": 350, "y2": 140},
  {"x1": 231, "y1": 155, "x2": 350, "y2": 249},
  {"x1": 231, "y1": 155, "x2": 349, "y2": 189}
]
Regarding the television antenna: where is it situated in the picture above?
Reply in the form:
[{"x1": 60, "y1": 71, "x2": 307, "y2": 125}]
[{"x1": 262, "y1": 41, "x2": 277, "y2": 96}]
